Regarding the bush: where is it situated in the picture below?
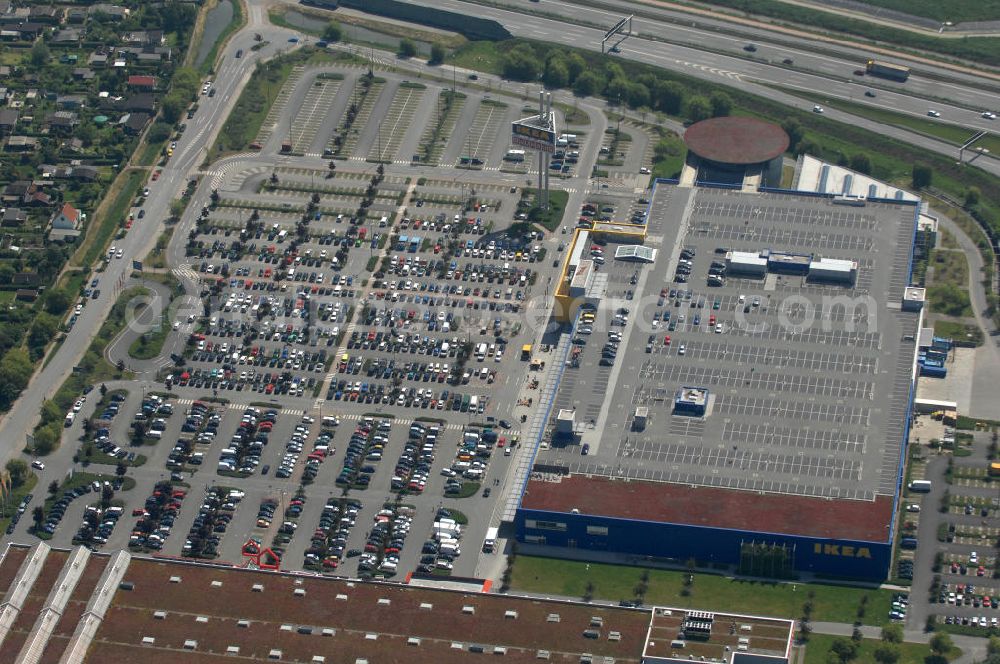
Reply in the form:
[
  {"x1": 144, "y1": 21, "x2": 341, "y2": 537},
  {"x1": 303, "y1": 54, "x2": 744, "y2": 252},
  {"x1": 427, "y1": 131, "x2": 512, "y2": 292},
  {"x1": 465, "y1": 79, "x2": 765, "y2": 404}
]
[
  {"x1": 429, "y1": 43, "x2": 445, "y2": 65},
  {"x1": 323, "y1": 21, "x2": 343, "y2": 43},
  {"x1": 398, "y1": 39, "x2": 417, "y2": 58}
]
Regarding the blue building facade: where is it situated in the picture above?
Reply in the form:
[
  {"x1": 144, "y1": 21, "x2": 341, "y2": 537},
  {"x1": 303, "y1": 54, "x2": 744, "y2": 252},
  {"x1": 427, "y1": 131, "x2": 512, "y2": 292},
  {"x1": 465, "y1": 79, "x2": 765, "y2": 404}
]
[{"x1": 515, "y1": 507, "x2": 892, "y2": 581}]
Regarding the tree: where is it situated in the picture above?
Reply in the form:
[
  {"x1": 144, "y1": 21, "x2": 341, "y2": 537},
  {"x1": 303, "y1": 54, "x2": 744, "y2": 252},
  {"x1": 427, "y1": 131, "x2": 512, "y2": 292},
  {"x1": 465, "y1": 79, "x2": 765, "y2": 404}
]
[
  {"x1": 5, "y1": 460, "x2": 28, "y2": 488},
  {"x1": 929, "y1": 632, "x2": 953, "y2": 656},
  {"x1": 684, "y1": 95, "x2": 712, "y2": 123},
  {"x1": 398, "y1": 39, "x2": 417, "y2": 59},
  {"x1": 0, "y1": 349, "x2": 33, "y2": 409},
  {"x1": 28, "y1": 314, "x2": 58, "y2": 354},
  {"x1": 988, "y1": 635, "x2": 1000, "y2": 655},
  {"x1": 829, "y1": 638, "x2": 857, "y2": 664},
  {"x1": 502, "y1": 48, "x2": 541, "y2": 81},
  {"x1": 881, "y1": 623, "x2": 903, "y2": 643},
  {"x1": 429, "y1": 43, "x2": 445, "y2": 65},
  {"x1": 965, "y1": 185, "x2": 981, "y2": 206},
  {"x1": 33, "y1": 424, "x2": 60, "y2": 456},
  {"x1": 30, "y1": 41, "x2": 49, "y2": 66},
  {"x1": 147, "y1": 122, "x2": 172, "y2": 144},
  {"x1": 625, "y1": 81, "x2": 650, "y2": 109},
  {"x1": 170, "y1": 198, "x2": 187, "y2": 221},
  {"x1": 41, "y1": 289, "x2": 71, "y2": 316},
  {"x1": 32, "y1": 506, "x2": 44, "y2": 529},
  {"x1": 161, "y1": 91, "x2": 188, "y2": 124},
  {"x1": 709, "y1": 91, "x2": 733, "y2": 117},
  {"x1": 132, "y1": 422, "x2": 146, "y2": 446},
  {"x1": 572, "y1": 71, "x2": 602, "y2": 97},
  {"x1": 101, "y1": 483, "x2": 113, "y2": 509},
  {"x1": 912, "y1": 163, "x2": 933, "y2": 189},
  {"x1": 848, "y1": 153, "x2": 872, "y2": 175},
  {"x1": 543, "y1": 59, "x2": 569, "y2": 89},
  {"x1": 781, "y1": 118, "x2": 804, "y2": 152},
  {"x1": 924, "y1": 656, "x2": 948, "y2": 664},
  {"x1": 872, "y1": 644, "x2": 900, "y2": 664},
  {"x1": 565, "y1": 53, "x2": 586, "y2": 82},
  {"x1": 48, "y1": 480, "x2": 59, "y2": 494},
  {"x1": 655, "y1": 80, "x2": 686, "y2": 115},
  {"x1": 116, "y1": 462, "x2": 127, "y2": 478},
  {"x1": 323, "y1": 21, "x2": 343, "y2": 43}
]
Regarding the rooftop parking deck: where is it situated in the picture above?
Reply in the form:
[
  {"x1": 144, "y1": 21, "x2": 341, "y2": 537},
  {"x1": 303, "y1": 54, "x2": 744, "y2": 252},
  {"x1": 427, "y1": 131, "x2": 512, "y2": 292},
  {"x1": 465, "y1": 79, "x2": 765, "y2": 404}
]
[
  {"x1": 84, "y1": 553, "x2": 649, "y2": 662},
  {"x1": 530, "y1": 184, "x2": 922, "y2": 540}
]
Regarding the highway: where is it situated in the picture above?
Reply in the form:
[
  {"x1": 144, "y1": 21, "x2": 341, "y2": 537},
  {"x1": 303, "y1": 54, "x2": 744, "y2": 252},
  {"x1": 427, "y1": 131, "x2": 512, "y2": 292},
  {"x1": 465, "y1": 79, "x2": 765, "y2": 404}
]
[
  {"x1": 0, "y1": 6, "x2": 298, "y2": 476},
  {"x1": 407, "y1": 0, "x2": 1000, "y2": 132}
]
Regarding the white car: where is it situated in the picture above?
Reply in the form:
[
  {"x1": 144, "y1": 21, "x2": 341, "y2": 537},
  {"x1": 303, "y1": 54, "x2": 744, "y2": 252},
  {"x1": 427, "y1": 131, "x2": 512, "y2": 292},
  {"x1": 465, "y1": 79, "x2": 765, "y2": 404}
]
[
  {"x1": 812, "y1": 105, "x2": 824, "y2": 113},
  {"x1": 31, "y1": 460, "x2": 45, "y2": 470},
  {"x1": 927, "y1": 109, "x2": 941, "y2": 117},
  {"x1": 639, "y1": 167, "x2": 651, "y2": 174},
  {"x1": 72, "y1": 400, "x2": 84, "y2": 412},
  {"x1": 116, "y1": 249, "x2": 124, "y2": 259},
  {"x1": 983, "y1": 111, "x2": 997, "y2": 120},
  {"x1": 678, "y1": 344, "x2": 686, "y2": 355}
]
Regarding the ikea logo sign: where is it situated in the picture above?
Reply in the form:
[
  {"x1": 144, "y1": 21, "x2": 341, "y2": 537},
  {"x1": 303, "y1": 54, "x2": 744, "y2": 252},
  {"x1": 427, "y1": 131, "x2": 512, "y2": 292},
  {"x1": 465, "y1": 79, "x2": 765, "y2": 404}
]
[{"x1": 813, "y1": 543, "x2": 872, "y2": 559}]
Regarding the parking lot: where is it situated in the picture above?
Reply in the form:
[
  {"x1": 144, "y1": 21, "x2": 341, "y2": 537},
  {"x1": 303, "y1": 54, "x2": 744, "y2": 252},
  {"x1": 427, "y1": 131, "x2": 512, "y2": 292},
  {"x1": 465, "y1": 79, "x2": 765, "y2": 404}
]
[{"x1": 4, "y1": 58, "x2": 656, "y2": 582}]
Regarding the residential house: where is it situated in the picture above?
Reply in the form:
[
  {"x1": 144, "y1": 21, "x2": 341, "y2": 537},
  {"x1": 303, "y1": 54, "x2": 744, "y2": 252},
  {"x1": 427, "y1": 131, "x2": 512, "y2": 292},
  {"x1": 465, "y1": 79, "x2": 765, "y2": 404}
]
[
  {"x1": 1, "y1": 207, "x2": 26, "y2": 226},
  {"x1": 15, "y1": 289, "x2": 38, "y2": 302},
  {"x1": 28, "y1": 6, "x2": 62, "y2": 24},
  {"x1": 51, "y1": 28, "x2": 81, "y2": 44},
  {"x1": 49, "y1": 202, "x2": 82, "y2": 242},
  {"x1": 87, "y1": 52, "x2": 108, "y2": 67},
  {"x1": 70, "y1": 165, "x2": 98, "y2": 181},
  {"x1": 125, "y1": 93, "x2": 155, "y2": 113},
  {"x1": 122, "y1": 112, "x2": 151, "y2": 135},
  {"x1": 0, "y1": 108, "x2": 17, "y2": 132},
  {"x1": 89, "y1": 4, "x2": 128, "y2": 19},
  {"x1": 72, "y1": 67, "x2": 95, "y2": 81},
  {"x1": 22, "y1": 184, "x2": 52, "y2": 207},
  {"x1": 124, "y1": 30, "x2": 164, "y2": 47},
  {"x1": 66, "y1": 7, "x2": 87, "y2": 24},
  {"x1": 56, "y1": 94, "x2": 85, "y2": 110},
  {"x1": 14, "y1": 23, "x2": 44, "y2": 40},
  {"x1": 61, "y1": 137, "x2": 83, "y2": 153},
  {"x1": 12, "y1": 273, "x2": 40, "y2": 288},
  {"x1": 127, "y1": 75, "x2": 156, "y2": 90},
  {"x1": 46, "y1": 111, "x2": 79, "y2": 133},
  {"x1": 4, "y1": 136, "x2": 37, "y2": 152},
  {"x1": 1, "y1": 181, "x2": 29, "y2": 204}
]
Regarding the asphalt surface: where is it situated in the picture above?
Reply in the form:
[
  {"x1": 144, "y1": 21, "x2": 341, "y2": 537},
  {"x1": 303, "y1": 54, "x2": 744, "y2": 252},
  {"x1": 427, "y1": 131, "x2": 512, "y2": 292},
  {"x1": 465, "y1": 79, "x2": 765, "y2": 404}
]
[{"x1": 3, "y1": 0, "x2": 1000, "y2": 620}]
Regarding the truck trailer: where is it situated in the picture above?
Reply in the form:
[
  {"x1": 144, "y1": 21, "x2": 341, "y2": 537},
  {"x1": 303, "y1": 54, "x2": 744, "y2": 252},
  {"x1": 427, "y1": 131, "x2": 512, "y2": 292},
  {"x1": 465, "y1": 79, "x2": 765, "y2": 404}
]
[{"x1": 865, "y1": 59, "x2": 910, "y2": 81}]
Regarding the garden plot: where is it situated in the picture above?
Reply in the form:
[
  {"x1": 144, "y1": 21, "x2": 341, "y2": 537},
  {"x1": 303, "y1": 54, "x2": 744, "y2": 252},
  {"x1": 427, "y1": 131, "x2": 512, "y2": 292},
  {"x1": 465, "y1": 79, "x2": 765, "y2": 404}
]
[
  {"x1": 290, "y1": 77, "x2": 343, "y2": 153},
  {"x1": 255, "y1": 65, "x2": 305, "y2": 146},
  {"x1": 417, "y1": 91, "x2": 466, "y2": 166},
  {"x1": 455, "y1": 99, "x2": 507, "y2": 169},
  {"x1": 367, "y1": 83, "x2": 426, "y2": 163},
  {"x1": 329, "y1": 78, "x2": 385, "y2": 158}
]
